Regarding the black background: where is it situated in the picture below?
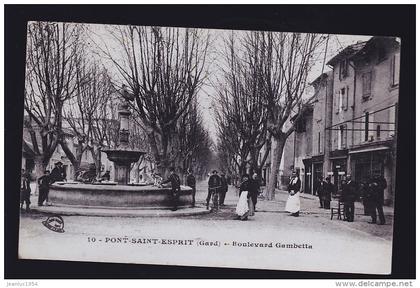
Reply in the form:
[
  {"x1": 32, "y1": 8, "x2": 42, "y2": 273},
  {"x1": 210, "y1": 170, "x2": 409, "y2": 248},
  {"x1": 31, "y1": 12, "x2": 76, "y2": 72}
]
[{"x1": 4, "y1": 4, "x2": 416, "y2": 279}]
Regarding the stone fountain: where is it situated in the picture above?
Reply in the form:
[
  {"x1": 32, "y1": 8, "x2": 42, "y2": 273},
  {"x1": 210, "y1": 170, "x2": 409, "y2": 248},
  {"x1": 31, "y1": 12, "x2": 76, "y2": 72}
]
[
  {"x1": 41, "y1": 86, "x2": 204, "y2": 216},
  {"x1": 101, "y1": 85, "x2": 145, "y2": 185}
]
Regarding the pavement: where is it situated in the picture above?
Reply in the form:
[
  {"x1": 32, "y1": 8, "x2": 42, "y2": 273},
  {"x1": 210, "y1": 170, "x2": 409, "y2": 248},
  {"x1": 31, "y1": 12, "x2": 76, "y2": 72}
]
[{"x1": 18, "y1": 180, "x2": 395, "y2": 274}]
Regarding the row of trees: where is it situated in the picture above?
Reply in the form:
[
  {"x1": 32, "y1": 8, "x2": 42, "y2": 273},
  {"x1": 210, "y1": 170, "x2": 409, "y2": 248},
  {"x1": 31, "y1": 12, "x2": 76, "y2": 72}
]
[
  {"x1": 215, "y1": 31, "x2": 326, "y2": 199},
  {"x1": 23, "y1": 22, "x2": 213, "y2": 181},
  {"x1": 23, "y1": 21, "x2": 327, "y2": 199}
]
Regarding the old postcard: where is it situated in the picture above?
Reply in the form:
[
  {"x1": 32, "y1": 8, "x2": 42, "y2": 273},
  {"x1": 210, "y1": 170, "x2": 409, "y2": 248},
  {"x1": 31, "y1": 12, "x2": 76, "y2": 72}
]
[{"x1": 18, "y1": 20, "x2": 399, "y2": 275}]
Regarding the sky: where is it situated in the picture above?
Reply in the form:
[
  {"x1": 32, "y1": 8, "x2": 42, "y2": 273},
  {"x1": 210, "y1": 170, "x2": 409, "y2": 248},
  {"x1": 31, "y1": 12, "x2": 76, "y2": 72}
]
[
  {"x1": 194, "y1": 32, "x2": 372, "y2": 141},
  {"x1": 54, "y1": 22, "x2": 373, "y2": 143}
]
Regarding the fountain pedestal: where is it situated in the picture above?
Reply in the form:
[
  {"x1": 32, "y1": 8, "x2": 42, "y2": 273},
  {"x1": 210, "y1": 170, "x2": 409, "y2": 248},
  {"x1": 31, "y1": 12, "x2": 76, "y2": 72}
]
[
  {"x1": 102, "y1": 89, "x2": 145, "y2": 185},
  {"x1": 102, "y1": 148, "x2": 144, "y2": 185}
]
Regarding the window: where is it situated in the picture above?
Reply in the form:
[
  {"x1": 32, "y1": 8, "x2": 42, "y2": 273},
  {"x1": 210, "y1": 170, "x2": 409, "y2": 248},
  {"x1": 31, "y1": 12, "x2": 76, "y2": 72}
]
[
  {"x1": 391, "y1": 53, "x2": 400, "y2": 86},
  {"x1": 338, "y1": 90, "x2": 343, "y2": 112},
  {"x1": 389, "y1": 105, "x2": 396, "y2": 137},
  {"x1": 339, "y1": 60, "x2": 348, "y2": 80},
  {"x1": 362, "y1": 112, "x2": 375, "y2": 142},
  {"x1": 364, "y1": 112, "x2": 369, "y2": 142},
  {"x1": 318, "y1": 132, "x2": 321, "y2": 154},
  {"x1": 362, "y1": 72, "x2": 372, "y2": 98},
  {"x1": 338, "y1": 125, "x2": 347, "y2": 149},
  {"x1": 339, "y1": 87, "x2": 349, "y2": 111},
  {"x1": 376, "y1": 125, "x2": 381, "y2": 139}
]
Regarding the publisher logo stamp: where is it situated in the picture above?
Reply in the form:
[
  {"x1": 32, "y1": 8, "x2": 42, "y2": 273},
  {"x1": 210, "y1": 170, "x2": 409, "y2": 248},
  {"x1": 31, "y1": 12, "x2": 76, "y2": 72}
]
[{"x1": 42, "y1": 215, "x2": 65, "y2": 233}]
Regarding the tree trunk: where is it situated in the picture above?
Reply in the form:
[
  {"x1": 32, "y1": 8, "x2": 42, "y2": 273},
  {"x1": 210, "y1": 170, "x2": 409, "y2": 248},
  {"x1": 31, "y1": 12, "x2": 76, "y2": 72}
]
[
  {"x1": 34, "y1": 155, "x2": 46, "y2": 179},
  {"x1": 34, "y1": 155, "x2": 46, "y2": 194},
  {"x1": 60, "y1": 140, "x2": 81, "y2": 179},
  {"x1": 265, "y1": 135, "x2": 287, "y2": 200},
  {"x1": 90, "y1": 147, "x2": 102, "y2": 179},
  {"x1": 135, "y1": 162, "x2": 140, "y2": 183}
]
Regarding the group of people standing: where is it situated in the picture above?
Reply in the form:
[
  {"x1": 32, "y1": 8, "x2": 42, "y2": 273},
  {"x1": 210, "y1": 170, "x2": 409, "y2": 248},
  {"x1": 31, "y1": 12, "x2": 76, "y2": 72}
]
[
  {"x1": 284, "y1": 171, "x2": 387, "y2": 225},
  {"x1": 315, "y1": 176, "x2": 334, "y2": 210},
  {"x1": 206, "y1": 170, "x2": 229, "y2": 210},
  {"x1": 235, "y1": 173, "x2": 261, "y2": 221},
  {"x1": 319, "y1": 174, "x2": 388, "y2": 224},
  {"x1": 20, "y1": 161, "x2": 67, "y2": 211}
]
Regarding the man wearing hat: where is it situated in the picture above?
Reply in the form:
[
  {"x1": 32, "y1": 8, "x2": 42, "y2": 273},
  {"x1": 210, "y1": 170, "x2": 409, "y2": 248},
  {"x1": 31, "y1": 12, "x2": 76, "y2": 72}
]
[
  {"x1": 50, "y1": 161, "x2": 67, "y2": 183},
  {"x1": 207, "y1": 169, "x2": 221, "y2": 210},
  {"x1": 161, "y1": 167, "x2": 181, "y2": 211},
  {"x1": 341, "y1": 175, "x2": 358, "y2": 222},
  {"x1": 323, "y1": 176, "x2": 335, "y2": 209},
  {"x1": 367, "y1": 173, "x2": 387, "y2": 225},
  {"x1": 219, "y1": 172, "x2": 228, "y2": 206}
]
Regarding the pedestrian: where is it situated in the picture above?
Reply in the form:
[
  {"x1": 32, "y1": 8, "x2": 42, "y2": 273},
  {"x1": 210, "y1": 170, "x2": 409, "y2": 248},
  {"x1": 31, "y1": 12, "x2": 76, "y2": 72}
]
[
  {"x1": 206, "y1": 170, "x2": 221, "y2": 210},
  {"x1": 226, "y1": 175, "x2": 231, "y2": 185},
  {"x1": 315, "y1": 176, "x2": 325, "y2": 208},
  {"x1": 161, "y1": 167, "x2": 181, "y2": 211},
  {"x1": 285, "y1": 171, "x2": 301, "y2": 217},
  {"x1": 235, "y1": 174, "x2": 251, "y2": 221},
  {"x1": 50, "y1": 161, "x2": 66, "y2": 183},
  {"x1": 186, "y1": 169, "x2": 196, "y2": 208},
  {"x1": 37, "y1": 170, "x2": 51, "y2": 206},
  {"x1": 323, "y1": 176, "x2": 334, "y2": 209},
  {"x1": 340, "y1": 175, "x2": 358, "y2": 222},
  {"x1": 368, "y1": 174, "x2": 387, "y2": 225},
  {"x1": 219, "y1": 173, "x2": 228, "y2": 206},
  {"x1": 20, "y1": 169, "x2": 31, "y2": 212},
  {"x1": 248, "y1": 172, "x2": 260, "y2": 211},
  {"x1": 100, "y1": 170, "x2": 111, "y2": 182},
  {"x1": 360, "y1": 180, "x2": 370, "y2": 216}
]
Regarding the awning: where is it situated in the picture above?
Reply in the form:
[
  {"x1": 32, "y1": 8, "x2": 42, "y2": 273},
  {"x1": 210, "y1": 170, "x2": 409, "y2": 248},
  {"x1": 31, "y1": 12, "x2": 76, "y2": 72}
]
[{"x1": 349, "y1": 146, "x2": 389, "y2": 154}]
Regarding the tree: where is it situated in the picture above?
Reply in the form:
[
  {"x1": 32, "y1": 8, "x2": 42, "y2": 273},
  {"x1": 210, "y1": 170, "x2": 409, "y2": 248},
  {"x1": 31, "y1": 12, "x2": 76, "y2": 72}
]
[
  {"x1": 97, "y1": 25, "x2": 211, "y2": 176},
  {"x1": 23, "y1": 21, "x2": 84, "y2": 178},
  {"x1": 214, "y1": 32, "x2": 271, "y2": 178},
  {"x1": 60, "y1": 60, "x2": 118, "y2": 178},
  {"x1": 255, "y1": 32, "x2": 325, "y2": 200},
  {"x1": 176, "y1": 98, "x2": 213, "y2": 178}
]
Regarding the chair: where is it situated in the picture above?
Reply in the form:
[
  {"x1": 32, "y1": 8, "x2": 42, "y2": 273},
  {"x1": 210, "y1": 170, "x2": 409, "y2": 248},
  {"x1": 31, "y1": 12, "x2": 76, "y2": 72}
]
[{"x1": 331, "y1": 201, "x2": 345, "y2": 220}]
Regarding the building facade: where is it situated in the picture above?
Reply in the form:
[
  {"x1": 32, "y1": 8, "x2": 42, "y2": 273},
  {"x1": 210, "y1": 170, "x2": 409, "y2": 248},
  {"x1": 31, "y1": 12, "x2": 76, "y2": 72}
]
[{"x1": 291, "y1": 36, "x2": 399, "y2": 204}]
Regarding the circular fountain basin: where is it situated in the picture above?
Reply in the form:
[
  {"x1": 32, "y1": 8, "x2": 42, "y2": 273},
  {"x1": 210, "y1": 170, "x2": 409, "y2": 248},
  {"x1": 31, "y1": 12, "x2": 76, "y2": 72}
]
[{"x1": 49, "y1": 183, "x2": 193, "y2": 210}]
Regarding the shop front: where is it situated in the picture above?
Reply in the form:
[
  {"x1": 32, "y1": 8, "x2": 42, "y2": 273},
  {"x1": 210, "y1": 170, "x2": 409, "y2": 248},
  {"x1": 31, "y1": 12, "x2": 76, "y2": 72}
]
[
  {"x1": 349, "y1": 145, "x2": 394, "y2": 204},
  {"x1": 328, "y1": 150, "x2": 348, "y2": 195}
]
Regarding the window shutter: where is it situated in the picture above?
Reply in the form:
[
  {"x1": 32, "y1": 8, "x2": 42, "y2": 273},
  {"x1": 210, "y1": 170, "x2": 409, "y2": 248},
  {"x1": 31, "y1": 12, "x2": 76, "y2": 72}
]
[
  {"x1": 394, "y1": 53, "x2": 400, "y2": 85},
  {"x1": 346, "y1": 86, "x2": 349, "y2": 110},
  {"x1": 360, "y1": 116, "x2": 365, "y2": 144},
  {"x1": 337, "y1": 128, "x2": 342, "y2": 150},
  {"x1": 389, "y1": 105, "x2": 396, "y2": 137},
  {"x1": 343, "y1": 125, "x2": 347, "y2": 147},
  {"x1": 368, "y1": 113, "x2": 375, "y2": 140},
  {"x1": 335, "y1": 91, "x2": 339, "y2": 113}
]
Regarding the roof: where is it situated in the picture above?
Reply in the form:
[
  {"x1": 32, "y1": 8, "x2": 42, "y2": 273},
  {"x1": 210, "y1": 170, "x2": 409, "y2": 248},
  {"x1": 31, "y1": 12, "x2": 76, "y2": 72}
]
[
  {"x1": 326, "y1": 40, "x2": 369, "y2": 66},
  {"x1": 349, "y1": 36, "x2": 400, "y2": 61},
  {"x1": 310, "y1": 70, "x2": 333, "y2": 87}
]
